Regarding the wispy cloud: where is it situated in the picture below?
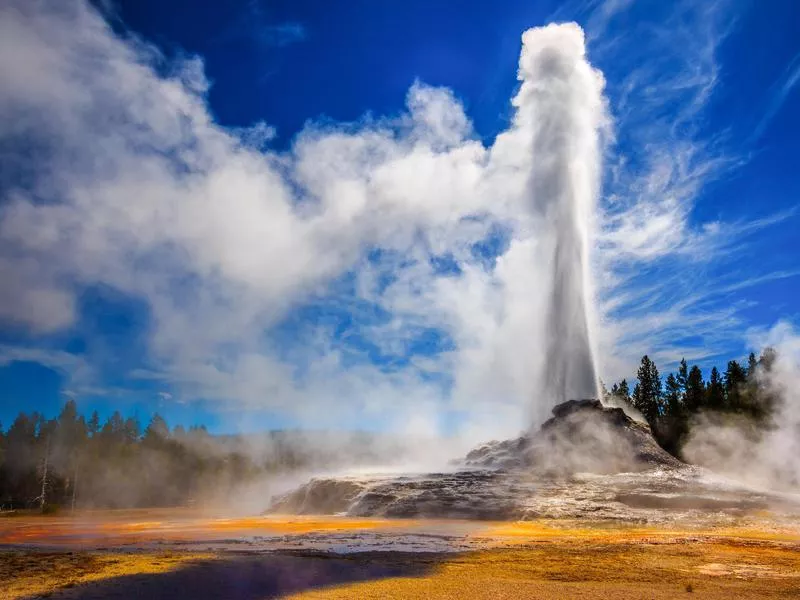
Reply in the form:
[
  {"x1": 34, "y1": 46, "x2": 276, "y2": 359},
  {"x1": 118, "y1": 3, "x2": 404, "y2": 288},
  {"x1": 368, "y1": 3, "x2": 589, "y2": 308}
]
[
  {"x1": 235, "y1": 1, "x2": 307, "y2": 49},
  {"x1": 256, "y1": 22, "x2": 306, "y2": 47},
  {"x1": 751, "y1": 51, "x2": 800, "y2": 142}
]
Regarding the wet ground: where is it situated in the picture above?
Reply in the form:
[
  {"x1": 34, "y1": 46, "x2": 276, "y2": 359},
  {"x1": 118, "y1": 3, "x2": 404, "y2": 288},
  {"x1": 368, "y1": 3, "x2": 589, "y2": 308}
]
[{"x1": 2, "y1": 509, "x2": 800, "y2": 599}]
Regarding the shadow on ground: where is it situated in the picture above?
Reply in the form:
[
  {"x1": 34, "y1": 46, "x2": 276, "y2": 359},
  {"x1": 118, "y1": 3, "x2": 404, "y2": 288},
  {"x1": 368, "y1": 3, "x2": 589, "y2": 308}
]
[{"x1": 36, "y1": 552, "x2": 440, "y2": 600}]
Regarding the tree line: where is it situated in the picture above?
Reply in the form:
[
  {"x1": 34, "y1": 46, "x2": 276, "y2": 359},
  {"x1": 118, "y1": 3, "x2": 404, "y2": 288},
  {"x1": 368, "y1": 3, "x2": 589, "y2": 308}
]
[
  {"x1": 0, "y1": 403, "x2": 317, "y2": 512},
  {"x1": 605, "y1": 349, "x2": 778, "y2": 456}
]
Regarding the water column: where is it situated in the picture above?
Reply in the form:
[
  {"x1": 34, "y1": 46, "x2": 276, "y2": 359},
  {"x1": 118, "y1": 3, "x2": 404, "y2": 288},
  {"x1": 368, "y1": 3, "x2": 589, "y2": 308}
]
[{"x1": 513, "y1": 23, "x2": 606, "y2": 404}]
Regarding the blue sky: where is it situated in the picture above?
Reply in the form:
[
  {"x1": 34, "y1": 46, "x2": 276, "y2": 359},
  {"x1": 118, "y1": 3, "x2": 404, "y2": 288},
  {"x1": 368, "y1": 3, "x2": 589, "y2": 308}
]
[{"x1": 0, "y1": 0, "x2": 798, "y2": 435}]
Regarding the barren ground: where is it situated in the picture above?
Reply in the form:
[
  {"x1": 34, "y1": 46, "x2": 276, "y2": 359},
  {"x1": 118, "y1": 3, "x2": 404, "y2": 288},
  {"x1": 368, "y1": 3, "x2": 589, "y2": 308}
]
[{"x1": 1, "y1": 510, "x2": 799, "y2": 599}]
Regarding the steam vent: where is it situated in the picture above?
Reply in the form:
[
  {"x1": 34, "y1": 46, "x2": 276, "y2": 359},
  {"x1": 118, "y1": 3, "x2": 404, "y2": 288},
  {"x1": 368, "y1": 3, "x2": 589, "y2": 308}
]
[{"x1": 269, "y1": 399, "x2": 785, "y2": 522}]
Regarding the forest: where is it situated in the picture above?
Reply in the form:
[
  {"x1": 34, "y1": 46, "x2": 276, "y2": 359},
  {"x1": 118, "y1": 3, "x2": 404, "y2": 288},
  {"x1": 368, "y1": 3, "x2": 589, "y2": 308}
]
[
  {"x1": 0, "y1": 349, "x2": 781, "y2": 511},
  {"x1": 0, "y1": 405, "x2": 395, "y2": 512},
  {"x1": 605, "y1": 349, "x2": 778, "y2": 457}
]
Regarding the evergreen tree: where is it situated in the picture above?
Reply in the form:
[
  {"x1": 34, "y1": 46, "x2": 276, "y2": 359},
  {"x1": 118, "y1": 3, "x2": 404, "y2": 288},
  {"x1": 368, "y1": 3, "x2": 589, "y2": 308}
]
[
  {"x1": 747, "y1": 352, "x2": 758, "y2": 379},
  {"x1": 618, "y1": 379, "x2": 631, "y2": 403},
  {"x1": 706, "y1": 366, "x2": 725, "y2": 410},
  {"x1": 3, "y1": 413, "x2": 39, "y2": 505},
  {"x1": 610, "y1": 378, "x2": 631, "y2": 405},
  {"x1": 35, "y1": 417, "x2": 57, "y2": 511},
  {"x1": 684, "y1": 366, "x2": 705, "y2": 412},
  {"x1": 123, "y1": 417, "x2": 141, "y2": 444},
  {"x1": 759, "y1": 347, "x2": 777, "y2": 372},
  {"x1": 144, "y1": 414, "x2": 170, "y2": 444},
  {"x1": 664, "y1": 373, "x2": 682, "y2": 417},
  {"x1": 55, "y1": 400, "x2": 87, "y2": 512},
  {"x1": 723, "y1": 360, "x2": 747, "y2": 411},
  {"x1": 754, "y1": 347, "x2": 779, "y2": 419},
  {"x1": 676, "y1": 358, "x2": 689, "y2": 392},
  {"x1": 632, "y1": 355, "x2": 662, "y2": 424},
  {"x1": 87, "y1": 411, "x2": 100, "y2": 437},
  {"x1": 102, "y1": 411, "x2": 125, "y2": 443}
]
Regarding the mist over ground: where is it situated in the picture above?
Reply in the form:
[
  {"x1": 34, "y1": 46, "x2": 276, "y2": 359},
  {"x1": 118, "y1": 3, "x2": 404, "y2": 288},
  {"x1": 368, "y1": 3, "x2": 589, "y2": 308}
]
[{"x1": 684, "y1": 323, "x2": 800, "y2": 493}]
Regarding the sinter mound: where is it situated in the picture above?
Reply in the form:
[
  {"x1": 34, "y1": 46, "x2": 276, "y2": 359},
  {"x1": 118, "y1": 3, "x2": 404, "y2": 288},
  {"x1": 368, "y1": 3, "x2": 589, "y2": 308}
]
[
  {"x1": 269, "y1": 400, "x2": 704, "y2": 520},
  {"x1": 464, "y1": 399, "x2": 683, "y2": 473}
]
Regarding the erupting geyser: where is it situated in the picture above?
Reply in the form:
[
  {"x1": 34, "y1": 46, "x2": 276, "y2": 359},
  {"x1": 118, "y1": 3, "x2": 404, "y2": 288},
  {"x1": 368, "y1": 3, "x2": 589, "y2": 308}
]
[
  {"x1": 271, "y1": 25, "x2": 713, "y2": 521},
  {"x1": 515, "y1": 23, "x2": 605, "y2": 404}
]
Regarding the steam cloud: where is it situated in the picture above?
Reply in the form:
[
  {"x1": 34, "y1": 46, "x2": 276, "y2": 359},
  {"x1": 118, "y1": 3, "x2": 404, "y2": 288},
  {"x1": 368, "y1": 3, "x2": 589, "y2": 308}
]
[
  {"x1": 684, "y1": 322, "x2": 800, "y2": 492},
  {"x1": 0, "y1": 1, "x2": 601, "y2": 442}
]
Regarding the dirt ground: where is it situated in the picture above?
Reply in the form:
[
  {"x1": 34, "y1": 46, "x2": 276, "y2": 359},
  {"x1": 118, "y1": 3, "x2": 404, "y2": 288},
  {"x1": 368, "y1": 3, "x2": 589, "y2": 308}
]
[{"x1": 1, "y1": 510, "x2": 799, "y2": 599}]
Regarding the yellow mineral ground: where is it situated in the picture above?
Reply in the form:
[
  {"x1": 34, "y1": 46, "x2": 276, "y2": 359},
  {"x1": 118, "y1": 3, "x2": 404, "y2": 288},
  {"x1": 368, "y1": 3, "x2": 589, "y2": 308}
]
[
  {"x1": 0, "y1": 510, "x2": 414, "y2": 546},
  {"x1": 285, "y1": 540, "x2": 800, "y2": 600},
  {"x1": 2, "y1": 511, "x2": 799, "y2": 599}
]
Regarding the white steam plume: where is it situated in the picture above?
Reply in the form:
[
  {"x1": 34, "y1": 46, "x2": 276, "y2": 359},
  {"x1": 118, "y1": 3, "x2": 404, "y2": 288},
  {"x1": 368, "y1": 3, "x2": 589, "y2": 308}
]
[{"x1": 514, "y1": 24, "x2": 605, "y2": 404}]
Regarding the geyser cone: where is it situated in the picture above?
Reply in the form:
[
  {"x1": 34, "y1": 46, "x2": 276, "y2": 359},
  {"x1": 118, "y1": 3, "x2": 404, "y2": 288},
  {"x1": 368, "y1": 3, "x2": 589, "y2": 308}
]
[{"x1": 514, "y1": 23, "x2": 605, "y2": 403}]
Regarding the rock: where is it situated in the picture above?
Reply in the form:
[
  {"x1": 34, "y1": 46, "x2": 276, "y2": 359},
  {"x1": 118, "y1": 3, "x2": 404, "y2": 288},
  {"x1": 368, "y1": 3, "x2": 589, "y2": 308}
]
[
  {"x1": 549, "y1": 398, "x2": 604, "y2": 419},
  {"x1": 270, "y1": 478, "x2": 366, "y2": 514},
  {"x1": 464, "y1": 398, "x2": 683, "y2": 474},
  {"x1": 268, "y1": 399, "x2": 687, "y2": 520}
]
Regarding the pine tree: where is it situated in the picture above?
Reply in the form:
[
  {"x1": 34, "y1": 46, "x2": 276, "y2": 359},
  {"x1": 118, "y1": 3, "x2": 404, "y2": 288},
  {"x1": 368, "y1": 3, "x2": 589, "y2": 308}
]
[
  {"x1": 618, "y1": 379, "x2": 630, "y2": 403},
  {"x1": 664, "y1": 373, "x2": 682, "y2": 417},
  {"x1": 87, "y1": 411, "x2": 100, "y2": 437},
  {"x1": 56, "y1": 400, "x2": 87, "y2": 512},
  {"x1": 747, "y1": 352, "x2": 758, "y2": 379},
  {"x1": 123, "y1": 417, "x2": 141, "y2": 444},
  {"x1": 706, "y1": 366, "x2": 725, "y2": 410},
  {"x1": 684, "y1": 366, "x2": 705, "y2": 412},
  {"x1": 143, "y1": 414, "x2": 170, "y2": 447},
  {"x1": 754, "y1": 347, "x2": 779, "y2": 419},
  {"x1": 759, "y1": 347, "x2": 777, "y2": 372},
  {"x1": 676, "y1": 358, "x2": 689, "y2": 392},
  {"x1": 723, "y1": 360, "x2": 747, "y2": 411},
  {"x1": 610, "y1": 379, "x2": 631, "y2": 405},
  {"x1": 632, "y1": 355, "x2": 662, "y2": 424},
  {"x1": 102, "y1": 411, "x2": 125, "y2": 443},
  {"x1": 35, "y1": 418, "x2": 57, "y2": 512}
]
